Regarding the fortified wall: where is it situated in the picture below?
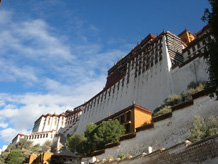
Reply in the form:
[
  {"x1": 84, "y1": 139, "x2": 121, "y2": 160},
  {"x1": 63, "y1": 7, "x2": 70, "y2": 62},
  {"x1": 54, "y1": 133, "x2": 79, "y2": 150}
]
[
  {"x1": 11, "y1": 26, "x2": 212, "y2": 148},
  {"x1": 74, "y1": 27, "x2": 210, "y2": 135},
  {"x1": 93, "y1": 93, "x2": 218, "y2": 160},
  {"x1": 95, "y1": 134, "x2": 218, "y2": 164}
]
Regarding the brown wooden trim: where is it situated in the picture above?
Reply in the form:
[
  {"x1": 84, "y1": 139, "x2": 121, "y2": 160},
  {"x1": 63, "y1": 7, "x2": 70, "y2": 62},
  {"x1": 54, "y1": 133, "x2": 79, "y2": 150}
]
[
  {"x1": 104, "y1": 141, "x2": 120, "y2": 149},
  {"x1": 172, "y1": 100, "x2": 193, "y2": 111},
  {"x1": 153, "y1": 112, "x2": 172, "y2": 122},
  {"x1": 136, "y1": 123, "x2": 154, "y2": 132},
  {"x1": 120, "y1": 132, "x2": 136, "y2": 141},
  {"x1": 95, "y1": 104, "x2": 151, "y2": 125},
  {"x1": 192, "y1": 90, "x2": 207, "y2": 99},
  {"x1": 92, "y1": 149, "x2": 105, "y2": 156}
]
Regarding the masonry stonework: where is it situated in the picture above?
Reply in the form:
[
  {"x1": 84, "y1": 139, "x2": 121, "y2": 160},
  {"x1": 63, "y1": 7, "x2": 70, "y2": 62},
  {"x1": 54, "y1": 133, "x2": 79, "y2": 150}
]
[{"x1": 95, "y1": 134, "x2": 218, "y2": 164}]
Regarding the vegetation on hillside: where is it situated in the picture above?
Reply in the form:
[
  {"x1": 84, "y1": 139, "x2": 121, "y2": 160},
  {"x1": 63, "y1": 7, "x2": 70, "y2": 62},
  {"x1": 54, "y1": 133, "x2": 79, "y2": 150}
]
[
  {"x1": 153, "y1": 81, "x2": 205, "y2": 117},
  {"x1": 0, "y1": 139, "x2": 54, "y2": 164},
  {"x1": 66, "y1": 119, "x2": 125, "y2": 156},
  {"x1": 187, "y1": 115, "x2": 218, "y2": 143},
  {"x1": 202, "y1": 0, "x2": 218, "y2": 98}
]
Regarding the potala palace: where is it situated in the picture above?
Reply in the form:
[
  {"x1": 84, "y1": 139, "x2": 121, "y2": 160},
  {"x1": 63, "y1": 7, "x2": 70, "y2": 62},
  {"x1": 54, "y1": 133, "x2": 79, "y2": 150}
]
[{"x1": 11, "y1": 25, "x2": 217, "y2": 155}]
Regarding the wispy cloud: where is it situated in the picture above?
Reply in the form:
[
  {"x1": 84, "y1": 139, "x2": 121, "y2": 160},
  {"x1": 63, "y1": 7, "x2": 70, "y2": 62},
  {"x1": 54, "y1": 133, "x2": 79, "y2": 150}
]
[
  {"x1": 0, "y1": 128, "x2": 29, "y2": 143},
  {"x1": 0, "y1": 9, "x2": 128, "y2": 145}
]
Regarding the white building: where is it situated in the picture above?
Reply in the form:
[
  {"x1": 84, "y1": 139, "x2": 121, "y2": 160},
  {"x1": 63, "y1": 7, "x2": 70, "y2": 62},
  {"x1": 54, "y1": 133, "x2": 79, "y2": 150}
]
[
  {"x1": 74, "y1": 26, "x2": 210, "y2": 134},
  {"x1": 12, "y1": 25, "x2": 211, "y2": 148},
  {"x1": 11, "y1": 108, "x2": 82, "y2": 146}
]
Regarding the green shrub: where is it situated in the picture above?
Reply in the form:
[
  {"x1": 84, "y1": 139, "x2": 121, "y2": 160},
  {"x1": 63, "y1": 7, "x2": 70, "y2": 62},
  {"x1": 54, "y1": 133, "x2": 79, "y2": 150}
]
[
  {"x1": 153, "y1": 106, "x2": 172, "y2": 117},
  {"x1": 187, "y1": 115, "x2": 218, "y2": 143},
  {"x1": 207, "y1": 116, "x2": 218, "y2": 136},
  {"x1": 164, "y1": 94, "x2": 182, "y2": 106},
  {"x1": 181, "y1": 90, "x2": 192, "y2": 102},
  {"x1": 188, "y1": 81, "x2": 201, "y2": 89},
  {"x1": 189, "y1": 83, "x2": 205, "y2": 95},
  {"x1": 126, "y1": 152, "x2": 130, "y2": 159},
  {"x1": 187, "y1": 116, "x2": 207, "y2": 143},
  {"x1": 117, "y1": 154, "x2": 124, "y2": 159}
]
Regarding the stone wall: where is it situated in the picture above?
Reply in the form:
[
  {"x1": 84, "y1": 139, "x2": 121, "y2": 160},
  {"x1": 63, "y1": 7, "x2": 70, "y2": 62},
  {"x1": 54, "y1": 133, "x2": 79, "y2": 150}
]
[
  {"x1": 94, "y1": 94, "x2": 218, "y2": 161},
  {"x1": 95, "y1": 134, "x2": 218, "y2": 164}
]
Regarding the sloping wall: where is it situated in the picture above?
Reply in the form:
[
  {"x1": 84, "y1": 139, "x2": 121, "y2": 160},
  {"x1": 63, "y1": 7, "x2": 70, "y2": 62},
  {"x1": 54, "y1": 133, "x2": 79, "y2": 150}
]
[
  {"x1": 94, "y1": 94, "x2": 218, "y2": 160},
  {"x1": 95, "y1": 134, "x2": 218, "y2": 164}
]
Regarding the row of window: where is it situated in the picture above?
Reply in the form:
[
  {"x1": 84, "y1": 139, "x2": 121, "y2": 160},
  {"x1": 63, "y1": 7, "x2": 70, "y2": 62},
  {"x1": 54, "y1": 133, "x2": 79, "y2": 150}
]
[
  {"x1": 46, "y1": 117, "x2": 64, "y2": 126},
  {"x1": 83, "y1": 42, "x2": 163, "y2": 113},
  {"x1": 120, "y1": 111, "x2": 131, "y2": 124},
  {"x1": 26, "y1": 133, "x2": 50, "y2": 140},
  {"x1": 187, "y1": 36, "x2": 212, "y2": 56},
  {"x1": 83, "y1": 77, "x2": 130, "y2": 113},
  {"x1": 83, "y1": 56, "x2": 163, "y2": 113},
  {"x1": 131, "y1": 50, "x2": 162, "y2": 69},
  {"x1": 66, "y1": 117, "x2": 79, "y2": 125},
  {"x1": 142, "y1": 40, "x2": 162, "y2": 54}
]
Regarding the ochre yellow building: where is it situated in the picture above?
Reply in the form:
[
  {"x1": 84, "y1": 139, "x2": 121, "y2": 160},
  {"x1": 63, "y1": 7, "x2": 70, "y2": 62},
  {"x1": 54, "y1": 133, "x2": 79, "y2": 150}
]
[
  {"x1": 178, "y1": 28, "x2": 196, "y2": 45},
  {"x1": 96, "y1": 104, "x2": 152, "y2": 133},
  {"x1": 28, "y1": 152, "x2": 53, "y2": 164}
]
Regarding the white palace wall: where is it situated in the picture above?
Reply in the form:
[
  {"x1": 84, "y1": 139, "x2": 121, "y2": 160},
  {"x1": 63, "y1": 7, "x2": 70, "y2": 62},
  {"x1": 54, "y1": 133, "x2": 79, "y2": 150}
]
[
  {"x1": 95, "y1": 95, "x2": 218, "y2": 160},
  {"x1": 171, "y1": 56, "x2": 209, "y2": 95},
  {"x1": 75, "y1": 32, "x2": 209, "y2": 135},
  {"x1": 75, "y1": 35, "x2": 173, "y2": 134}
]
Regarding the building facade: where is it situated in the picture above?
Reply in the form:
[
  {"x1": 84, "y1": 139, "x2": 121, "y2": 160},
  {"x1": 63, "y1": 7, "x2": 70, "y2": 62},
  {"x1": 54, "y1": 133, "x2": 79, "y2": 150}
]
[
  {"x1": 12, "y1": 26, "x2": 211, "y2": 149},
  {"x1": 74, "y1": 26, "x2": 210, "y2": 134},
  {"x1": 12, "y1": 109, "x2": 82, "y2": 146}
]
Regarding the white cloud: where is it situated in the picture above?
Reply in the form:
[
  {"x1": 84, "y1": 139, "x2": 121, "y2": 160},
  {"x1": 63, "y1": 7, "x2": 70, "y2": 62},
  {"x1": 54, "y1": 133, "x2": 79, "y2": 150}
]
[
  {"x1": 0, "y1": 9, "x2": 129, "y2": 146},
  {"x1": 0, "y1": 123, "x2": 8, "y2": 129},
  {"x1": 0, "y1": 128, "x2": 29, "y2": 144}
]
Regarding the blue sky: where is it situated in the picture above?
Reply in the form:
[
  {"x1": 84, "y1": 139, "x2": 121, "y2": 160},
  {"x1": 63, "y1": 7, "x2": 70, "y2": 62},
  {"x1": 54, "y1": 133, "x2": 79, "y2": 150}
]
[{"x1": 0, "y1": 0, "x2": 210, "y2": 148}]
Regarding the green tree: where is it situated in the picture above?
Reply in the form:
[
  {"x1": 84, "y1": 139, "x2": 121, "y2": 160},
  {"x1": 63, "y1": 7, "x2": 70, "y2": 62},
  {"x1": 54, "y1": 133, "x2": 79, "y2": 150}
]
[
  {"x1": 0, "y1": 156, "x2": 5, "y2": 164},
  {"x1": 66, "y1": 133, "x2": 86, "y2": 152},
  {"x1": 187, "y1": 115, "x2": 218, "y2": 143},
  {"x1": 93, "y1": 119, "x2": 125, "y2": 150},
  {"x1": 5, "y1": 151, "x2": 24, "y2": 164},
  {"x1": 68, "y1": 120, "x2": 125, "y2": 156},
  {"x1": 202, "y1": 0, "x2": 218, "y2": 97},
  {"x1": 207, "y1": 116, "x2": 218, "y2": 136},
  {"x1": 187, "y1": 116, "x2": 207, "y2": 143},
  {"x1": 15, "y1": 138, "x2": 33, "y2": 150}
]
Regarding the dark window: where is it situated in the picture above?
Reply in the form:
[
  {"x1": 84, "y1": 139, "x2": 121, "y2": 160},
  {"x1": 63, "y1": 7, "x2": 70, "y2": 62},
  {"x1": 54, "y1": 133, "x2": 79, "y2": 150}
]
[
  {"x1": 125, "y1": 124, "x2": 130, "y2": 133},
  {"x1": 127, "y1": 112, "x2": 131, "y2": 121},
  {"x1": 192, "y1": 46, "x2": 196, "y2": 52},
  {"x1": 159, "y1": 55, "x2": 162, "y2": 61},
  {"x1": 121, "y1": 115, "x2": 125, "y2": 124},
  {"x1": 188, "y1": 50, "x2": 190, "y2": 55},
  {"x1": 197, "y1": 43, "x2": 200, "y2": 49},
  {"x1": 151, "y1": 62, "x2": 153, "y2": 67},
  {"x1": 142, "y1": 68, "x2": 145, "y2": 72},
  {"x1": 155, "y1": 59, "x2": 158, "y2": 64}
]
